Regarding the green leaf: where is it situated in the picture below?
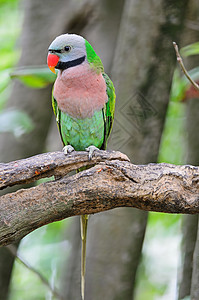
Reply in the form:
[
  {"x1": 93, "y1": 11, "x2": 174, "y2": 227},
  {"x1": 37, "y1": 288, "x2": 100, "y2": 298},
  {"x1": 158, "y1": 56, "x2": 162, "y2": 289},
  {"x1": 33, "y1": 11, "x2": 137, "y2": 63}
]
[
  {"x1": 0, "y1": 50, "x2": 19, "y2": 70},
  {"x1": 170, "y1": 69, "x2": 187, "y2": 102},
  {"x1": 170, "y1": 67, "x2": 199, "y2": 103},
  {"x1": 181, "y1": 41, "x2": 199, "y2": 57},
  {"x1": 0, "y1": 109, "x2": 34, "y2": 137},
  {"x1": 10, "y1": 65, "x2": 56, "y2": 88},
  {"x1": 0, "y1": 69, "x2": 10, "y2": 94}
]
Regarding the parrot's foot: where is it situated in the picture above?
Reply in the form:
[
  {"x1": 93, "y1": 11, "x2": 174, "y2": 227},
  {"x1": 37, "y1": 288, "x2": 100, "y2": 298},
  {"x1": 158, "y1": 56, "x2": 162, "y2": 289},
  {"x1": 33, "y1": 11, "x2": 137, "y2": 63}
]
[
  {"x1": 85, "y1": 145, "x2": 99, "y2": 160},
  {"x1": 63, "y1": 145, "x2": 75, "y2": 155}
]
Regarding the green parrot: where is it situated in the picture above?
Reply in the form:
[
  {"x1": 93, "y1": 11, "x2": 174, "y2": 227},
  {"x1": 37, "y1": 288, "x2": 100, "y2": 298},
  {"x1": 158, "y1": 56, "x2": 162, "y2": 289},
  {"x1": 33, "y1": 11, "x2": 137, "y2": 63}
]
[{"x1": 47, "y1": 33, "x2": 115, "y2": 300}]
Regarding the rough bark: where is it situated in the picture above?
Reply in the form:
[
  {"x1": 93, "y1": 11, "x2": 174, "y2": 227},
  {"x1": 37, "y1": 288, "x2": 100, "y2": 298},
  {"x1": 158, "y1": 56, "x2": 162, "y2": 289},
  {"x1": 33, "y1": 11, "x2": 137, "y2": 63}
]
[
  {"x1": 0, "y1": 151, "x2": 199, "y2": 246},
  {"x1": 60, "y1": 0, "x2": 189, "y2": 298},
  {"x1": 0, "y1": 0, "x2": 57, "y2": 297},
  {"x1": 93, "y1": 0, "x2": 189, "y2": 299},
  {"x1": 60, "y1": 1, "x2": 127, "y2": 298},
  {"x1": 0, "y1": 0, "x2": 102, "y2": 298},
  {"x1": 177, "y1": 1, "x2": 199, "y2": 299},
  {"x1": 0, "y1": 0, "x2": 190, "y2": 299},
  {"x1": 0, "y1": 0, "x2": 126, "y2": 297},
  {"x1": 0, "y1": 150, "x2": 128, "y2": 190},
  {"x1": 185, "y1": 70, "x2": 199, "y2": 300}
]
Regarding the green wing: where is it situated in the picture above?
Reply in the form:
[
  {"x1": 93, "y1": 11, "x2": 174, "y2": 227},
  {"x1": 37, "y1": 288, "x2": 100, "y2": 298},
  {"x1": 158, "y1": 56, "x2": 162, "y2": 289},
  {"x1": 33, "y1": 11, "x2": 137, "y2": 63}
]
[
  {"x1": 101, "y1": 72, "x2": 116, "y2": 150},
  {"x1": 52, "y1": 91, "x2": 65, "y2": 146},
  {"x1": 52, "y1": 74, "x2": 115, "y2": 150}
]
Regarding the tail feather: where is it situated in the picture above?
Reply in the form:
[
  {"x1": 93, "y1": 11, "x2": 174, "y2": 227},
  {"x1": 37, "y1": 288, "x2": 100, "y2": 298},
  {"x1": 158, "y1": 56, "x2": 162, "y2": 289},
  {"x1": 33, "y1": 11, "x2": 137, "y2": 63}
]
[{"x1": 80, "y1": 214, "x2": 89, "y2": 300}]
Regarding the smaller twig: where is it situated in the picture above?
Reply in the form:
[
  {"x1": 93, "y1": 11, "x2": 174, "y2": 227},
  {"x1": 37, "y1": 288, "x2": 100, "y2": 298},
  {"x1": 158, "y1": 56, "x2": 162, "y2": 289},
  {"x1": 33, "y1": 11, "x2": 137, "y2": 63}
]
[
  {"x1": 173, "y1": 41, "x2": 199, "y2": 92},
  {"x1": 7, "y1": 245, "x2": 64, "y2": 300}
]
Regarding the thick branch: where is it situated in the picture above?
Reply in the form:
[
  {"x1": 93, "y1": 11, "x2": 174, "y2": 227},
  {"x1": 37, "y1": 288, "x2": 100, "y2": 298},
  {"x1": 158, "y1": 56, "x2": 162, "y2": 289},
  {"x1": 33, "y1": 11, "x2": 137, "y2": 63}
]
[
  {"x1": 0, "y1": 151, "x2": 199, "y2": 246},
  {"x1": 0, "y1": 150, "x2": 129, "y2": 189}
]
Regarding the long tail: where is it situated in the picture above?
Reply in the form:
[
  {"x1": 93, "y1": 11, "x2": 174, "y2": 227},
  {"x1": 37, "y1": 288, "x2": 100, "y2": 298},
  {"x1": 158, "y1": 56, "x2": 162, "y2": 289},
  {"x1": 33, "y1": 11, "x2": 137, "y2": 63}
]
[{"x1": 80, "y1": 214, "x2": 89, "y2": 300}]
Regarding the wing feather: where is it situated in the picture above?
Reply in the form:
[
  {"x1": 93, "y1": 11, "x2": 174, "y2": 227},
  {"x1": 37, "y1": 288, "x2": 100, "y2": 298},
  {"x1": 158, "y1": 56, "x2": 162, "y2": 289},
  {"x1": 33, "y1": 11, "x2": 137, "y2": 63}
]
[
  {"x1": 52, "y1": 92, "x2": 65, "y2": 146},
  {"x1": 101, "y1": 73, "x2": 116, "y2": 150}
]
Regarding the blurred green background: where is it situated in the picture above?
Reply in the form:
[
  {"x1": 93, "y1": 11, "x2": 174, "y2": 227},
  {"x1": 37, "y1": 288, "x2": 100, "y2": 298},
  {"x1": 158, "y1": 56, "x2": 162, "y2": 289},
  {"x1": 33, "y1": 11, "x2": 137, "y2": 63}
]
[{"x1": 0, "y1": 0, "x2": 199, "y2": 299}]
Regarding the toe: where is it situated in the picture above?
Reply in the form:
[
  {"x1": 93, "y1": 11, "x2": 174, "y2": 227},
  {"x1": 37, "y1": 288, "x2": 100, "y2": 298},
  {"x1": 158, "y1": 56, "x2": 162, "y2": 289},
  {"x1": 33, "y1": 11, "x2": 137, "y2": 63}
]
[
  {"x1": 63, "y1": 145, "x2": 75, "y2": 155},
  {"x1": 85, "y1": 145, "x2": 99, "y2": 160}
]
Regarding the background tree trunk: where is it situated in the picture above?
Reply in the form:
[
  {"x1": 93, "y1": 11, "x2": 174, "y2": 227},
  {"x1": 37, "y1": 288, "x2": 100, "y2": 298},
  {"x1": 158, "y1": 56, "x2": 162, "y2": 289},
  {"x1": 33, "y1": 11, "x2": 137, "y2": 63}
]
[
  {"x1": 177, "y1": 0, "x2": 199, "y2": 298},
  {"x1": 178, "y1": 215, "x2": 198, "y2": 299},
  {"x1": 60, "y1": 0, "x2": 126, "y2": 298},
  {"x1": 0, "y1": 0, "x2": 126, "y2": 298},
  {"x1": 0, "y1": 0, "x2": 191, "y2": 299},
  {"x1": 0, "y1": 0, "x2": 53, "y2": 296},
  {"x1": 60, "y1": 1, "x2": 189, "y2": 300},
  {"x1": 0, "y1": 0, "x2": 92, "y2": 297}
]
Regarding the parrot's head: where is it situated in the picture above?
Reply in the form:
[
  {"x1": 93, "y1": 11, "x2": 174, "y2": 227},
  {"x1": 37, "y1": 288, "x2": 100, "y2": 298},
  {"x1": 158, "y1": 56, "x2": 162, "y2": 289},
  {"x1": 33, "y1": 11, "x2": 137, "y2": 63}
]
[{"x1": 47, "y1": 34, "x2": 87, "y2": 74}]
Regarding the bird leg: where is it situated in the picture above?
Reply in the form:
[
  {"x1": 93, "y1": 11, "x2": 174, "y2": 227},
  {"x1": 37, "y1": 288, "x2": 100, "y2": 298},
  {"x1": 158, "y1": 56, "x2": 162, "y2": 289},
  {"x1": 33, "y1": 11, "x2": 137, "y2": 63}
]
[
  {"x1": 63, "y1": 145, "x2": 75, "y2": 155},
  {"x1": 85, "y1": 145, "x2": 100, "y2": 160}
]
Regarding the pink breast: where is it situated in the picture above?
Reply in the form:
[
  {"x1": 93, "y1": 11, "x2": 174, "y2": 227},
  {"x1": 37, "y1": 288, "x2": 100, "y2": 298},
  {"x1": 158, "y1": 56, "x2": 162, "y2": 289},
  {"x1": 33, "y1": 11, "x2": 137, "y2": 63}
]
[{"x1": 53, "y1": 62, "x2": 108, "y2": 119}]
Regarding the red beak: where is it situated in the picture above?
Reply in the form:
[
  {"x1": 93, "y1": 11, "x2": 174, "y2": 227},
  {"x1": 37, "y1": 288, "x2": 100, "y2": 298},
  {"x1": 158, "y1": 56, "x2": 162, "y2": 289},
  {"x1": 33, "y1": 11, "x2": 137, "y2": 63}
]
[{"x1": 47, "y1": 53, "x2": 59, "y2": 74}]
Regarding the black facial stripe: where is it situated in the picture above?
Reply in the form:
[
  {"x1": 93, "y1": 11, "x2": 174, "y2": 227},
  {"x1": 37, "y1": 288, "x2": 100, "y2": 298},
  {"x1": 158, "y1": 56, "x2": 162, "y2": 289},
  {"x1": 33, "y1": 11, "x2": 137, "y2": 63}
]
[
  {"x1": 48, "y1": 49, "x2": 62, "y2": 54},
  {"x1": 56, "y1": 55, "x2": 86, "y2": 70}
]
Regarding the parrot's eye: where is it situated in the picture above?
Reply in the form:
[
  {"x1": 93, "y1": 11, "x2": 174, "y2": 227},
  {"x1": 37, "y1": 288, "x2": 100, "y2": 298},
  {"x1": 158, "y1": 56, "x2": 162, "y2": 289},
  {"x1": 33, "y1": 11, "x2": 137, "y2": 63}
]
[{"x1": 64, "y1": 46, "x2": 71, "y2": 52}]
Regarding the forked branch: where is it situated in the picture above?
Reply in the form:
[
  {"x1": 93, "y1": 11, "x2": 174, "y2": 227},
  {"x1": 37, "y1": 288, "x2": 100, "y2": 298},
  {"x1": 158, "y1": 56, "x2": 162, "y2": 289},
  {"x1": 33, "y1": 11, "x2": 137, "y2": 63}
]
[{"x1": 0, "y1": 150, "x2": 199, "y2": 246}]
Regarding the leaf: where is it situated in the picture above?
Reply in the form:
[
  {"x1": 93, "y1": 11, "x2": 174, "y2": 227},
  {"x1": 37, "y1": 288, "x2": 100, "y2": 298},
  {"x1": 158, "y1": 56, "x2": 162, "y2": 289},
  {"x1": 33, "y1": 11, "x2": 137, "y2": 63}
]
[
  {"x1": 181, "y1": 42, "x2": 199, "y2": 57},
  {"x1": 0, "y1": 69, "x2": 10, "y2": 94},
  {"x1": 0, "y1": 109, "x2": 34, "y2": 137},
  {"x1": 170, "y1": 69, "x2": 187, "y2": 102},
  {"x1": 10, "y1": 65, "x2": 56, "y2": 88},
  {"x1": 170, "y1": 67, "x2": 199, "y2": 102}
]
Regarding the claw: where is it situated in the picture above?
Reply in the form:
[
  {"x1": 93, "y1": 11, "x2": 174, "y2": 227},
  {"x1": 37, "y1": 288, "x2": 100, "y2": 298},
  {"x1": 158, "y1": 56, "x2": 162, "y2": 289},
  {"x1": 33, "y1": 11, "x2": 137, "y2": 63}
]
[
  {"x1": 63, "y1": 145, "x2": 75, "y2": 155},
  {"x1": 85, "y1": 145, "x2": 99, "y2": 160}
]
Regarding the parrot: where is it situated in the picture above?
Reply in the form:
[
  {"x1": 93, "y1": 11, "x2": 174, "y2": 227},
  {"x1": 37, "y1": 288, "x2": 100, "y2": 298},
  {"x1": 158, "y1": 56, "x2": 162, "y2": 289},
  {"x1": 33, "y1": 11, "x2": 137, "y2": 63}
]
[{"x1": 47, "y1": 33, "x2": 115, "y2": 300}]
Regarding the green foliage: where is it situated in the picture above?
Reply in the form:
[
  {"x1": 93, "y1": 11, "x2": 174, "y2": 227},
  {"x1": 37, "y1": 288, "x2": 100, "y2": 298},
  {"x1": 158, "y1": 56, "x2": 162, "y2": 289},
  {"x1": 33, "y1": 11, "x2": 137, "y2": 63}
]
[
  {"x1": 169, "y1": 42, "x2": 199, "y2": 103},
  {"x1": 0, "y1": 1, "x2": 21, "y2": 106},
  {"x1": 170, "y1": 67, "x2": 199, "y2": 103},
  {"x1": 135, "y1": 212, "x2": 181, "y2": 300},
  {"x1": 0, "y1": 69, "x2": 10, "y2": 109},
  {"x1": 2, "y1": 2, "x2": 198, "y2": 298},
  {"x1": 148, "y1": 211, "x2": 181, "y2": 230},
  {"x1": 181, "y1": 41, "x2": 199, "y2": 57},
  {"x1": 0, "y1": 109, "x2": 34, "y2": 137},
  {"x1": 10, "y1": 66, "x2": 56, "y2": 88},
  {"x1": 170, "y1": 69, "x2": 186, "y2": 102},
  {"x1": 135, "y1": 256, "x2": 167, "y2": 300},
  {"x1": 136, "y1": 41, "x2": 199, "y2": 299},
  {"x1": 10, "y1": 219, "x2": 72, "y2": 300},
  {"x1": 0, "y1": 0, "x2": 34, "y2": 138},
  {"x1": 0, "y1": 0, "x2": 21, "y2": 69},
  {"x1": 158, "y1": 41, "x2": 199, "y2": 164},
  {"x1": 158, "y1": 101, "x2": 185, "y2": 164}
]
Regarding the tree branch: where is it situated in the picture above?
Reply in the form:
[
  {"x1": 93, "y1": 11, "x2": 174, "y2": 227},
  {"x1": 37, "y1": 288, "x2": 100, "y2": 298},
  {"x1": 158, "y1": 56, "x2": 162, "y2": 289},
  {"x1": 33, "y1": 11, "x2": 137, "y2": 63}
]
[
  {"x1": 0, "y1": 149, "x2": 129, "y2": 190},
  {"x1": 173, "y1": 41, "x2": 199, "y2": 92},
  {"x1": 0, "y1": 150, "x2": 199, "y2": 246}
]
